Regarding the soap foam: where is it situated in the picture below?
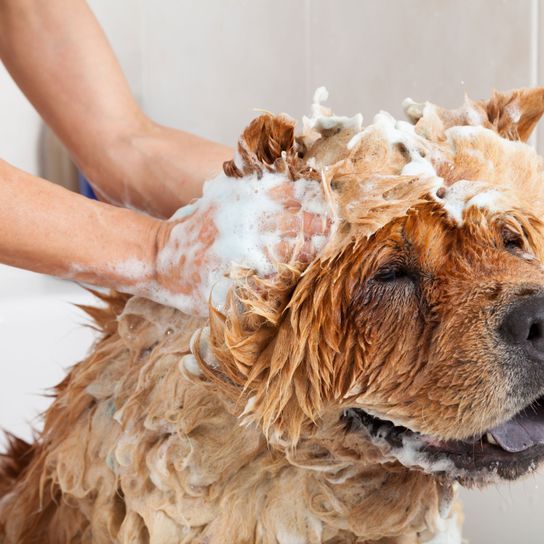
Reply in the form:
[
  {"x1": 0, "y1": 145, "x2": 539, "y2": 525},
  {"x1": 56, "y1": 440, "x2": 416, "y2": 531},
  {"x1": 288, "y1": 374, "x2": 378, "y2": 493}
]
[
  {"x1": 436, "y1": 180, "x2": 508, "y2": 225},
  {"x1": 303, "y1": 86, "x2": 363, "y2": 136},
  {"x1": 370, "y1": 111, "x2": 440, "y2": 179},
  {"x1": 153, "y1": 171, "x2": 330, "y2": 316}
]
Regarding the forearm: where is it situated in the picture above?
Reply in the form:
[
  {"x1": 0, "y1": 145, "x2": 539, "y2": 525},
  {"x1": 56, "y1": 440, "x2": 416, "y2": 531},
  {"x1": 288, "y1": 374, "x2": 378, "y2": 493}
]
[
  {"x1": 0, "y1": 159, "x2": 160, "y2": 291},
  {"x1": 0, "y1": 0, "x2": 232, "y2": 216}
]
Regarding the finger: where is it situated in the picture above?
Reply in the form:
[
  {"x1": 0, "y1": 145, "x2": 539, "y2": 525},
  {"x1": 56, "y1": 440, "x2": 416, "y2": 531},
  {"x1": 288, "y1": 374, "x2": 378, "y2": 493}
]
[
  {"x1": 197, "y1": 216, "x2": 219, "y2": 247},
  {"x1": 275, "y1": 240, "x2": 293, "y2": 263},
  {"x1": 294, "y1": 239, "x2": 315, "y2": 264},
  {"x1": 269, "y1": 239, "x2": 297, "y2": 264},
  {"x1": 303, "y1": 212, "x2": 331, "y2": 237},
  {"x1": 260, "y1": 211, "x2": 302, "y2": 237},
  {"x1": 267, "y1": 183, "x2": 301, "y2": 211}
]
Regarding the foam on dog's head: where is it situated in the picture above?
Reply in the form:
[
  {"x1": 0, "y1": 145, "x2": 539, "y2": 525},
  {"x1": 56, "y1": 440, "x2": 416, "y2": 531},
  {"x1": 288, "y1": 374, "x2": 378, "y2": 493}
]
[{"x1": 303, "y1": 88, "x2": 544, "y2": 231}]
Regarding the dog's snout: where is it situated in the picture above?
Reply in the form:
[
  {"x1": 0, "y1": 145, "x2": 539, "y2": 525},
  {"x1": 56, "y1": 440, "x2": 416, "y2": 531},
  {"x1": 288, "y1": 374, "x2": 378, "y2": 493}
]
[{"x1": 500, "y1": 296, "x2": 544, "y2": 359}]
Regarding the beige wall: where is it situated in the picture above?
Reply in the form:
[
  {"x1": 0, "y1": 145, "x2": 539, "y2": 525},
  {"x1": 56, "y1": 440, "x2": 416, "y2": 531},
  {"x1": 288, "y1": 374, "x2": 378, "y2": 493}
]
[
  {"x1": 139, "y1": 0, "x2": 538, "y2": 147},
  {"x1": 135, "y1": 0, "x2": 540, "y2": 148},
  {"x1": 1, "y1": 1, "x2": 543, "y2": 542},
  {"x1": 1, "y1": 0, "x2": 540, "y2": 172}
]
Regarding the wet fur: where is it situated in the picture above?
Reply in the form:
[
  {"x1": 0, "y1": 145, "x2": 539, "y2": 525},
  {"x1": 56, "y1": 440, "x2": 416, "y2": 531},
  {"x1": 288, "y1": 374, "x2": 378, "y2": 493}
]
[{"x1": 2, "y1": 88, "x2": 544, "y2": 543}]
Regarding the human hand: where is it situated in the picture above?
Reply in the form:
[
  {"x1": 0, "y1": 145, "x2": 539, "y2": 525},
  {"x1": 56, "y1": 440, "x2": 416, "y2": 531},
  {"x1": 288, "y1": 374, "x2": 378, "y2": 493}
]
[{"x1": 150, "y1": 173, "x2": 331, "y2": 316}]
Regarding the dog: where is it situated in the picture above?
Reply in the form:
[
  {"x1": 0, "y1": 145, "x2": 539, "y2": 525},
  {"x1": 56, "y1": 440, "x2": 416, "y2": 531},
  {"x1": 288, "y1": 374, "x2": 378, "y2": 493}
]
[{"x1": 2, "y1": 86, "x2": 544, "y2": 543}]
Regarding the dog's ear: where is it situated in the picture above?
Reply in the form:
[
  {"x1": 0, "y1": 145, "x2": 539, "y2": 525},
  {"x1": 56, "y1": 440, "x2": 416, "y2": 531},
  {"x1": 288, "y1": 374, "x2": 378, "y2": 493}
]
[
  {"x1": 481, "y1": 88, "x2": 544, "y2": 142},
  {"x1": 223, "y1": 113, "x2": 301, "y2": 178},
  {"x1": 195, "y1": 264, "x2": 344, "y2": 445}
]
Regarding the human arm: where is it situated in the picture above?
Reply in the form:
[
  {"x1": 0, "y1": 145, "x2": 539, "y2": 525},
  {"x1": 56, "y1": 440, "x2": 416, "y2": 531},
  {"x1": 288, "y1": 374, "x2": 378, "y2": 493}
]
[
  {"x1": 0, "y1": 159, "x2": 162, "y2": 293},
  {"x1": 0, "y1": 160, "x2": 330, "y2": 315},
  {"x1": 0, "y1": 0, "x2": 232, "y2": 217},
  {"x1": 0, "y1": 0, "x2": 331, "y2": 315}
]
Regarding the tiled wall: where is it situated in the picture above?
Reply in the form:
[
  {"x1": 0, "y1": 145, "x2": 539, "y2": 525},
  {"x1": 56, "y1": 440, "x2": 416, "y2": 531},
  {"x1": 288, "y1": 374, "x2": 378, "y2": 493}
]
[
  {"x1": 1, "y1": 1, "x2": 544, "y2": 542},
  {"x1": 135, "y1": 0, "x2": 540, "y2": 150},
  {"x1": 1, "y1": 0, "x2": 540, "y2": 172}
]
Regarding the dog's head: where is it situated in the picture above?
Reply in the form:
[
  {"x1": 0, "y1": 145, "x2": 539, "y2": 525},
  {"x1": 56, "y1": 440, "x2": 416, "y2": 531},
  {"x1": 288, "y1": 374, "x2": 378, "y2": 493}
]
[{"x1": 198, "y1": 87, "x2": 544, "y2": 485}]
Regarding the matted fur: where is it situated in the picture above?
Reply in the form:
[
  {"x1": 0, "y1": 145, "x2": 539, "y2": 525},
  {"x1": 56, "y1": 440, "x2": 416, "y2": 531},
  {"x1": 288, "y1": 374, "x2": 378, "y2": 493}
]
[{"x1": 3, "y1": 87, "x2": 544, "y2": 543}]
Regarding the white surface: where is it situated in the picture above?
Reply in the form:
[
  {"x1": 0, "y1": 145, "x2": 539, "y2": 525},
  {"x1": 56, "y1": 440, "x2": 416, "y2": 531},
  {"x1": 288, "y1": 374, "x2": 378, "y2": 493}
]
[
  {"x1": 0, "y1": 63, "x2": 42, "y2": 175},
  {"x1": 461, "y1": 478, "x2": 544, "y2": 543},
  {"x1": 0, "y1": 267, "x2": 97, "y2": 443}
]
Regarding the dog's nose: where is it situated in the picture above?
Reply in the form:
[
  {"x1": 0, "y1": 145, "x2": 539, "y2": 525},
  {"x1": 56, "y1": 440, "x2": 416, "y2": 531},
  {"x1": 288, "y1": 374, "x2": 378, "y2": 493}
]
[{"x1": 500, "y1": 296, "x2": 544, "y2": 359}]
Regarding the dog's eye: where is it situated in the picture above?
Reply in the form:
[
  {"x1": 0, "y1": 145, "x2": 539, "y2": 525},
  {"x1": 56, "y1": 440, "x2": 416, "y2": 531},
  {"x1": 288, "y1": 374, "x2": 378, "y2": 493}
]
[
  {"x1": 502, "y1": 228, "x2": 524, "y2": 252},
  {"x1": 373, "y1": 267, "x2": 409, "y2": 282}
]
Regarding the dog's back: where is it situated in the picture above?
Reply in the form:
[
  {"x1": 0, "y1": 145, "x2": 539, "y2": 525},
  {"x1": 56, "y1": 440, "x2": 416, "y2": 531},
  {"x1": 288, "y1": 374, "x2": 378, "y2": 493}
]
[
  {"x1": 0, "y1": 294, "x2": 279, "y2": 543},
  {"x1": 0, "y1": 292, "x2": 129, "y2": 542}
]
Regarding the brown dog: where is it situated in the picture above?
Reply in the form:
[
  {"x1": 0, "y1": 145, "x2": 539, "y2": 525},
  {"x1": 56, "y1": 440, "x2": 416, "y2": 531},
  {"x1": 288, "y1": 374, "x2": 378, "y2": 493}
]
[{"x1": 2, "y1": 87, "x2": 544, "y2": 543}]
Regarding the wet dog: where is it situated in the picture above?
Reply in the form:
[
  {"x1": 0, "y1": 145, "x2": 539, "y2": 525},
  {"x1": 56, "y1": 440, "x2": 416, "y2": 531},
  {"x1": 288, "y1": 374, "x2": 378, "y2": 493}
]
[{"x1": 3, "y1": 87, "x2": 544, "y2": 543}]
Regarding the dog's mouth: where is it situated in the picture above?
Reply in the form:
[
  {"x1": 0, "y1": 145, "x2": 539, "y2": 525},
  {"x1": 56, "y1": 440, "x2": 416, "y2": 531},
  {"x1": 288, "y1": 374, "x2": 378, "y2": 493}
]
[{"x1": 342, "y1": 398, "x2": 544, "y2": 483}]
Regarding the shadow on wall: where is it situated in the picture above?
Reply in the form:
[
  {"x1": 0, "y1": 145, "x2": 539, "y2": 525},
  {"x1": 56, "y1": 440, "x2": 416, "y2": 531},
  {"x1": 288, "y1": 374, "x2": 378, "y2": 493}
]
[{"x1": 38, "y1": 124, "x2": 80, "y2": 193}]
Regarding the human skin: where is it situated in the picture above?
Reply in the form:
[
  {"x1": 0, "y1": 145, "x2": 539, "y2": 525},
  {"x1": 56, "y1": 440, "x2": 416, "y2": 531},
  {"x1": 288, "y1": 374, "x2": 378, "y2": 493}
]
[
  {"x1": 0, "y1": 0, "x2": 327, "y2": 313},
  {"x1": 0, "y1": 158, "x2": 161, "y2": 292}
]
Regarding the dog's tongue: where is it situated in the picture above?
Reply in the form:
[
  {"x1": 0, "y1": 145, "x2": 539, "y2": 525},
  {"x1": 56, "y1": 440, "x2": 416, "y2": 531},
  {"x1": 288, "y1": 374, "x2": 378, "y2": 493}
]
[{"x1": 489, "y1": 406, "x2": 544, "y2": 453}]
